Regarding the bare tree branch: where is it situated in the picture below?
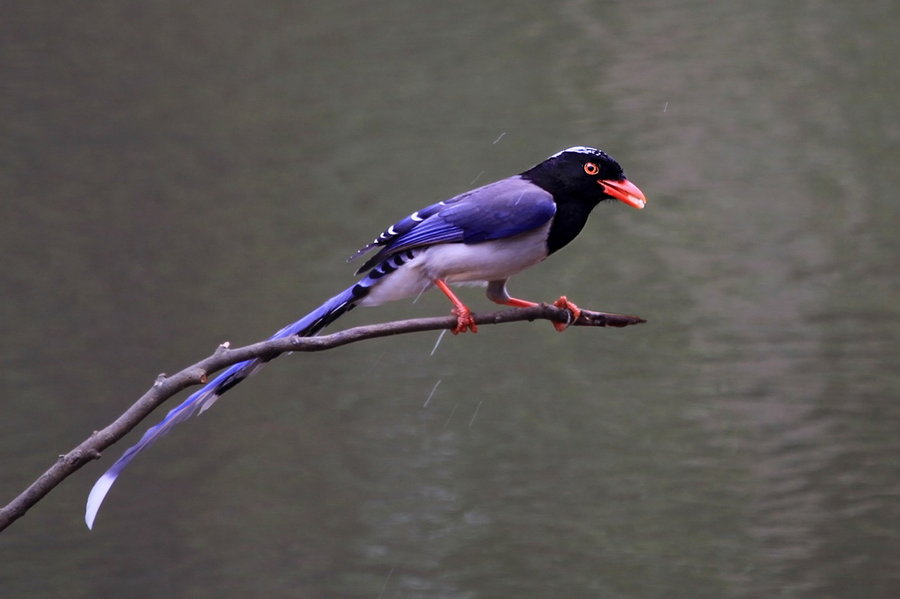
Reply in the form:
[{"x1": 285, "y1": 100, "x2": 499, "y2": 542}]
[{"x1": 0, "y1": 304, "x2": 643, "y2": 532}]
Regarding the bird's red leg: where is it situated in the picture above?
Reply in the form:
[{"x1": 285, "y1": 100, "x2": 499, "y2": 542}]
[
  {"x1": 434, "y1": 279, "x2": 478, "y2": 334},
  {"x1": 496, "y1": 296, "x2": 538, "y2": 309},
  {"x1": 496, "y1": 296, "x2": 581, "y2": 332},
  {"x1": 487, "y1": 281, "x2": 581, "y2": 332}
]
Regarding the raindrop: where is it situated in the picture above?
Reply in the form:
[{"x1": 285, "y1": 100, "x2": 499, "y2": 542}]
[{"x1": 423, "y1": 379, "x2": 441, "y2": 407}]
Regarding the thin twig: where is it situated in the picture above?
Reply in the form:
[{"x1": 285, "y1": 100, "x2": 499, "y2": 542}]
[{"x1": 0, "y1": 304, "x2": 643, "y2": 532}]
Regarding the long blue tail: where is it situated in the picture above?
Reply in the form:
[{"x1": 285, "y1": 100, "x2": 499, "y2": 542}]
[{"x1": 85, "y1": 283, "x2": 364, "y2": 529}]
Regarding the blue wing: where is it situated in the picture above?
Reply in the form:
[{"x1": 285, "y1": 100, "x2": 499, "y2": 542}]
[{"x1": 352, "y1": 176, "x2": 555, "y2": 273}]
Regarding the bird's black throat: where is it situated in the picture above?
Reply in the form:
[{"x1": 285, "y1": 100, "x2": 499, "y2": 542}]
[
  {"x1": 545, "y1": 198, "x2": 599, "y2": 255},
  {"x1": 521, "y1": 158, "x2": 607, "y2": 255}
]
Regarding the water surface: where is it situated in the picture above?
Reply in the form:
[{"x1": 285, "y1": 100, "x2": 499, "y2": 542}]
[{"x1": 2, "y1": 2, "x2": 898, "y2": 597}]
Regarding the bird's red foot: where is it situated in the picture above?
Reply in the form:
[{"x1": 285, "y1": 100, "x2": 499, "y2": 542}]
[
  {"x1": 551, "y1": 296, "x2": 582, "y2": 332},
  {"x1": 451, "y1": 306, "x2": 478, "y2": 334},
  {"x1": 435, "y1": 278, "x2": 478, "y2": 334}
]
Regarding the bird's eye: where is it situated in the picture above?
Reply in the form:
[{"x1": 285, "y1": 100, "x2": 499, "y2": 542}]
[{"x1": 583, "y1": 162, "x2": 600, "y2": 175}]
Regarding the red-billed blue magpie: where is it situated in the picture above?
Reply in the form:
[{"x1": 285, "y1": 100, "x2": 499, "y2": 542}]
[{"x1": 85, "y1": 146, "x2": 646, "y2": 528}]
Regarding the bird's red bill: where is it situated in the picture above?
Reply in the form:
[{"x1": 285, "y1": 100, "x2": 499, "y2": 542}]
[{"x1": 599, "y1": 179, "x2": 647, "y2": 210}]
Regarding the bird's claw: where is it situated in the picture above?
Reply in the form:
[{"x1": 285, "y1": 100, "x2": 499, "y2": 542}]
[
  {"x1": 551, "y1": 296, "x2": 582, "y2": 332},
  {"x1": 451, "y1": 306, "x2": 478, "y2": 334}
]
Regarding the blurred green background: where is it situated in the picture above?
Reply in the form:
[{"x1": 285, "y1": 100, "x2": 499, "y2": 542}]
[{"x1": 2, "y1": 2, "x2": 898, "y2": 597}]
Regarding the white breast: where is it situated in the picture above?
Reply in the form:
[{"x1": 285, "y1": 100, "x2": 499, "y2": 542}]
[{"x1": 357, "y1": 223, "x2": 550, "y2": 307}]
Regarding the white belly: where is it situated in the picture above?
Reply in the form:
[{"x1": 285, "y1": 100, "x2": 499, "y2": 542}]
[{"x1": 357, "y1": 224, "x2": 550, "y2": 307}]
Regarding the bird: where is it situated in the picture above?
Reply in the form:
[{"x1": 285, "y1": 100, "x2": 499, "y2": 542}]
[{"x1": 84, "y1": 145, "x2": 646, "y2": 528}]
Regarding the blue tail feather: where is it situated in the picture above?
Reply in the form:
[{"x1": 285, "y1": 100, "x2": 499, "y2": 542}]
[{"x1": 85, "y1": 283, "x2": 364, "y2": 529}]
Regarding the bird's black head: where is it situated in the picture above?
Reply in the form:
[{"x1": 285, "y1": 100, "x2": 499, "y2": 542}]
[
  {"x1": 523, "y1": 146, "x2": 646, "y2": 255},
  {"x1": 523, "y1": 146, "x2": 646, "y2": 210}
]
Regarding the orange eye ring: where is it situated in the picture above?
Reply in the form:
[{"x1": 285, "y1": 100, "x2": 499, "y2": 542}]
[{"x1": 583, "y1": 162, "x2": 600, "y2": 175}]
